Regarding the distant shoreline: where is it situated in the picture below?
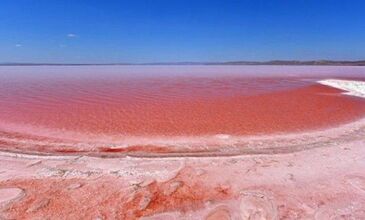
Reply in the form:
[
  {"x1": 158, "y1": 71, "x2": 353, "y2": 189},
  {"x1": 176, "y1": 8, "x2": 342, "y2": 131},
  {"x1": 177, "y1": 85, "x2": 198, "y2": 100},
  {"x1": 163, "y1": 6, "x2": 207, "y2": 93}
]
[{"x1": 1, "y1": 60, "x2": 365, "y2": 66}]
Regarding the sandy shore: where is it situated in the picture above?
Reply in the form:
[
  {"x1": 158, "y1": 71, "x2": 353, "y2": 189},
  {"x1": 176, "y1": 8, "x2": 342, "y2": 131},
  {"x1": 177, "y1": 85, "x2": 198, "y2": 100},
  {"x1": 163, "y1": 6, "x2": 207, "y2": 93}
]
[{"x1": 0, "y1": 79, "x2": 365, "y2": 219}]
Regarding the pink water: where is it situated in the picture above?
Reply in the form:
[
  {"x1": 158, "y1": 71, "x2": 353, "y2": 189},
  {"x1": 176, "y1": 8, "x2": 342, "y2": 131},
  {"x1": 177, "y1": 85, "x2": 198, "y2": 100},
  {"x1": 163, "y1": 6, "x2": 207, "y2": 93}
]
[{"x1": 0, "y1": 65, "x2": 365, "y2": 154}]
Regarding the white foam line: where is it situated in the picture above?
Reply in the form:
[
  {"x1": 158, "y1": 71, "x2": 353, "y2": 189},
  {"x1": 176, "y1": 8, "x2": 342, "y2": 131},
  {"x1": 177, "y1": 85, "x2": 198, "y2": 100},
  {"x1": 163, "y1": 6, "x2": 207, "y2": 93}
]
[{"x1": 318, "y1": 79, "x2": 365, "y2": 98}]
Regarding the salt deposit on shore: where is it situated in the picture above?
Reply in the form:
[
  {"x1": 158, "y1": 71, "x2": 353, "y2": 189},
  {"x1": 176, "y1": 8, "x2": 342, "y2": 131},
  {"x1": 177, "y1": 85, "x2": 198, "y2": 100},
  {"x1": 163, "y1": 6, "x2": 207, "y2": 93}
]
[
  {"x1": 0, "y1": 118, "x2": 365, "y2": 219},
  {"x1": 318, "y1": 79, "x2": 365, "y2": 98}
]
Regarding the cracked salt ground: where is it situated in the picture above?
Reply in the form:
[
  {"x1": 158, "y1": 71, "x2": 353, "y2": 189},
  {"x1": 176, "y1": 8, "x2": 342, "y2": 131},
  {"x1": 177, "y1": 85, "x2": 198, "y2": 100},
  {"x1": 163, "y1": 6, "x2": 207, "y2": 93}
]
[
  {"x1": 239, "y1": 192, "x2": 277, "y2": 220},
  {"x1": 345, "y1": 175, "x2": 365, "y2": 193},
  {"x1": 314, "y1": 200, "x2": 365, "y2": 219}
]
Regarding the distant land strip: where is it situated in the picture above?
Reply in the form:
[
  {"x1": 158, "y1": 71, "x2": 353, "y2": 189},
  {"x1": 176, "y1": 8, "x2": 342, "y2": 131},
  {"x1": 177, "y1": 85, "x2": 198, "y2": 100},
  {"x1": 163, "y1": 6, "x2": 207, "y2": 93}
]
[{"x1": 1, "y1": 60, "x2": 365, "y2": 66}]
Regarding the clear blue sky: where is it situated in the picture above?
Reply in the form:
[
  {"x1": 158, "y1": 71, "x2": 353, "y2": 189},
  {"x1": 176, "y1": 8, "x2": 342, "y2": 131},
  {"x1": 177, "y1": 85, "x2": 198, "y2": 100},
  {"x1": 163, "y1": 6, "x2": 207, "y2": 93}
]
[{"x1": 1, "y1": 0, "x2": 365, "y2": 63}]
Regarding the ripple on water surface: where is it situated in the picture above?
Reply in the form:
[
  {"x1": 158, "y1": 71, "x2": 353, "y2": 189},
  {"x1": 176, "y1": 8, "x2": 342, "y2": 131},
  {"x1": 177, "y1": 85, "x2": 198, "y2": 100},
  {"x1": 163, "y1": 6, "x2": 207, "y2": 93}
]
[{"x1": 0, "y1": 66, "x2": 365, "y2": 154}]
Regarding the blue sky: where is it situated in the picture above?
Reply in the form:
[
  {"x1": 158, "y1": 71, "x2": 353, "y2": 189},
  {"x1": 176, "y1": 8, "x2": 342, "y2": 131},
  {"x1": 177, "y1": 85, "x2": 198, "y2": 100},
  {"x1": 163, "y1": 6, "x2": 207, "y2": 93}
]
[{"x1": 0, "y1": 0, "x2": 365, "y2": 63}]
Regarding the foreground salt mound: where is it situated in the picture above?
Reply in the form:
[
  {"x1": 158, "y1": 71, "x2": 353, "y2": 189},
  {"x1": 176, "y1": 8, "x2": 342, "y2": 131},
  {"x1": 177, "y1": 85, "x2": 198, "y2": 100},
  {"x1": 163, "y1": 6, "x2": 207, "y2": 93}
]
[{"x1": 318, "y1": 79, "x2": 365, "y2": 98}]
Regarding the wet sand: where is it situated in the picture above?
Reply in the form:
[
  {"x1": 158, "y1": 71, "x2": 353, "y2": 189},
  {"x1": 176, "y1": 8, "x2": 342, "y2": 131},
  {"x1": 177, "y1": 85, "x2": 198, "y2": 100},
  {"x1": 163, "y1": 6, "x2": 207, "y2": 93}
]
[{"x1": 0, "y1": 66, "x2": 365, "y2": 219}]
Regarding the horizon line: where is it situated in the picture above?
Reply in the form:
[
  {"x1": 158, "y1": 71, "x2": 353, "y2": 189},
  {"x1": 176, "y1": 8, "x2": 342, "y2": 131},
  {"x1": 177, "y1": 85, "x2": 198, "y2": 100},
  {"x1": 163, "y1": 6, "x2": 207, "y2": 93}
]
[{"x1": 1, "y1": 59, "x2": 365, "y2": 66}]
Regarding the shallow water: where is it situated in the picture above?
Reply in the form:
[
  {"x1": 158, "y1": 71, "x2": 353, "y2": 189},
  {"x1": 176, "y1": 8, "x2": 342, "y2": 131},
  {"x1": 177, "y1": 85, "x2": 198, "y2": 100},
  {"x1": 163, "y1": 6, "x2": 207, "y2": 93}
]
[{"x1": 0, "y1": 65, "x2": 365, "y2": 154}]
